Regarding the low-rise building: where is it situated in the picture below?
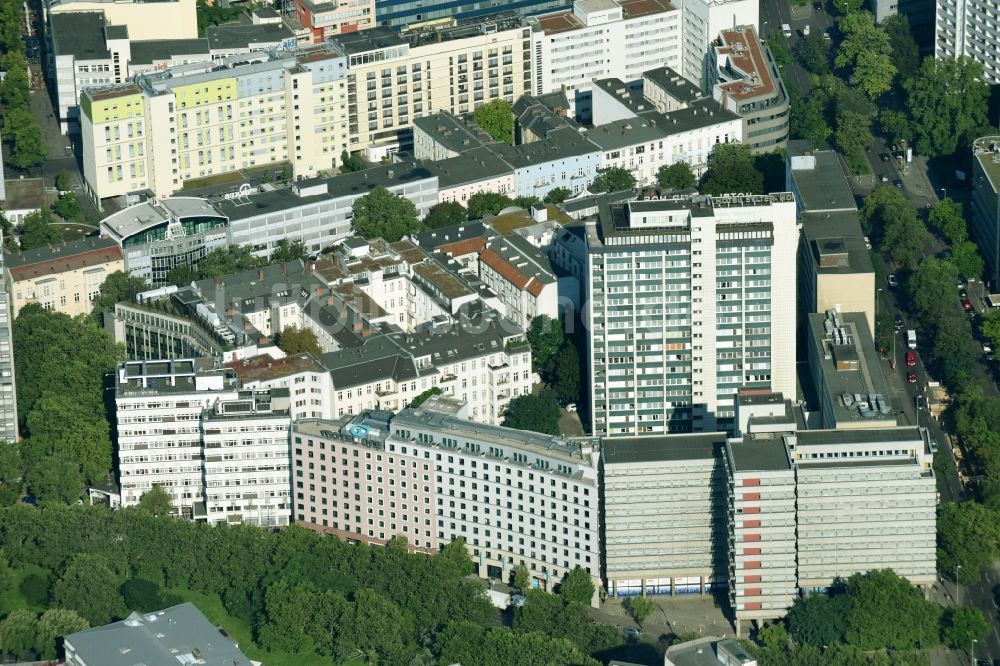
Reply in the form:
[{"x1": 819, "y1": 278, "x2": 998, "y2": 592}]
[
  {"x1": 293, "y1": 403, "x2": 602, "y2": 596},
  {"x1": 63, "y1": 603, "x2": 253, "y2": 666},
  {"x1": 710, "y1": 26, "x2": 789, "y2": 154},
  {"x1": 1, "y1": 178, "x2": 44, "y2": 224},
  {"x1": 5, "y1": 236, "x2": 124, "y2": 317},
  {"x1": 294, "y1": 0, "x2": 376, "y2": 43}
]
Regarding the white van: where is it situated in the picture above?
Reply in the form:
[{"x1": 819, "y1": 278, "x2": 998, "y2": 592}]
[
  {"x1": 782, "y1": 23, "x2": 792, "y2": 37},
  {"x1": 906, "y1": 329, "x2": 917, "y2": 349}
]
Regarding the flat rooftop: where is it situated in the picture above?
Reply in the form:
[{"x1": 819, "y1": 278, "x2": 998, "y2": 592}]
[
  {"x1": 50, "y1": 12, "x2": 110, "y2": 60},
  {"x1": 227, "y1": 352, "x2": 325, "y2": 383},
  {"x1": 974, "y1": 138, "x2": 1000, "y2": 194},
  {"x1": 727, "y1": 438, "x2": 791, "y2": 472},
  {"x1": 2, "y1": 178, "x2": 44, "y2": 210},
  {"x1": 802, "y1": 210, "x2": 873, "y2": 275},
  {"x1": 100, "y1": 197, "x2": 226, "y2": 241},
  {"x1": 714, "y1": 25, "x2": 779, "y2": 102},
  {"x1": 795, "y1": 426, "x2": 923, "y2": 447},
  {"x1": 129, "y1": 38, "x2": 210, "y2": 65},
  {"x1": 603, "y1": 433, "x2": 724, "y2": 464},
  {"x1": 787, "y1": 144, "x2": 857, "y2": 212},
  {"x1": 206, "y1": 21, "x2": 294, "y2": 49}
]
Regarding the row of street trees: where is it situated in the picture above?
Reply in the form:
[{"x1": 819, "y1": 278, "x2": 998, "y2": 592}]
[{"x1": 0, "y1": 0, "x2": 47, "y2": 171}]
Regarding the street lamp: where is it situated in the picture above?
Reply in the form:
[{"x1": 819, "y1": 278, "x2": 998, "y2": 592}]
[{"x1": 971, "y1": 638, "x2": 977, "y2": 666}]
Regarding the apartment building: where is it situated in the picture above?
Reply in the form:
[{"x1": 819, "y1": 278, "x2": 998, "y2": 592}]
[
  {"x1": 709, "y1": 26, "x2": 789, "y2": 154},
  {"x1": 936, "y1": 0, "x2": 1000, "y2": 82},
  {"x1": 294, "y1": 0, "x2": 376, "y2": 43},
  {"x1": 874, "y1": 0, "x2": 934, "y2": 28},
  {"x1": 374, "y1": 0, "x2": 566, "y2": 30},
  {"x1": 0, "y1": 246, "x2": 16, "y2": 444},
  {"x1": 329, "y1": 17, "x2": 532, "y2": 160},
  {"x1": 807, "y1": 310, "x2": 897, "y2": 430},
  {"x1": 527, "y1": 0, "x2": 682, "y2": 121},
  {"x1": 585, "y1": 194, "x2": 799, "y2": 436},
  {"x1": 114, "y1": 358, "x2": 292, "y2": 524},
  {"x1": 5, "y1": 237, "x2": 123, "y2": 317},
  {"x1": 46, "y1": 0, "x2": 199, "y2": 41},
  {"x1": 679, "y1": 0, "x2": 758, "y2": 89},
  {"x1": 787, "y1": 143, "x2": 875, "y2": 334},
  {"x1": 293, "y1": 405, "x2": 602, "y2": 596},
  {"x1": 227, "y1": 352, "x2": 334, "y2": 421},
  {"x1": 602, "y1": 434, "x2": 728, "y2": 597},
  {"x1": 724, "y1": 436, "x2": 797, "y2": 635},
  {"x1": 792, "y1": 428, "x2": 937, "y2": 591},
  {"x1": 479, "y1": 234, "x2": 559, "y2": 329},
  {"x1": 970, "y1": 137, "x2": 1000, "y2": 287}
]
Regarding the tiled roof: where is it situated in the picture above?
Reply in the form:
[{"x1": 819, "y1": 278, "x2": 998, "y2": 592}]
[
  {"x1": 480, "y1": 247, "x2": 531, "y2": 289},
  {"x1": 6, "y1": 237, "x2": 122, "y2": 281}
]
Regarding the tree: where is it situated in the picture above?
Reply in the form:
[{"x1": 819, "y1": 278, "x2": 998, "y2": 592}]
[
  {"x1": 550, "y1": 342, "x2": 580, "y2": 403},
  {"x1": 351, "y1": 186, "x2": 424, "y2": 242},
  {"x1": 929, "y1": 198, "x2": 968, "y2": 245},
  {"x1": 269, "y1": 239, "x2": 308, "y2": 263},
  {"x1": 758, "y1": 623, "x2": 789, "y2": 650},
  {"x1": 983, "y1": 310, "x2": 1000, "y2": 350},
  {"x1": 787, "y1": 593, "x2": 849, "y2": 646},
  {"x1": 467, "y1": 192, "x2": 515, "y2": 220},
  {"x1": 474, "y1": 99, "x2": 514, "y2": 144},
  {"x1": 136, "y1": 485, "x2": 174, "y2": 518},
  {"x1": 589, "y1": 167, "x2": 636, "y2": 194},
  {"x1": 790, "y1": 90, "x2": 832, "y2": 148},
  {"x1": 949, "y1": 241, "x2": 984, "y2": 279},
  {"x1": 166, "y1": 265, "x2": 198, "y2": 287},
  {"x1": 700, "y1": 143, "x2": 764, "y2": 195},
  {"x1": 835, "y1": 12, "x2": 896, "y2": 100},
  {"x1": 657, "y1": 162, "x2": 697, "y2": 191},
  {"x1": 409, "y1": 386, "x2": 443, "y2": 408},
  {"x1": 34, "y1": 609, "x2": 88, "y2": 660},
  {"x1": 882, "y1": 14, "x2": 920, "y2": 81},
  {"x1": 277, "y1": 325, "x2": 322, "y2": 357},
  {"x1": 24, "y1": 455, "x2": 83, "y2": 504},
  {"x1": 557, "y1": 567, "x2": 594, "y2": 606},
  {"x1": 765, "y1": 33, "x2": 792, "y2": 69},
  {"x1": 424, "y1": 201, "x2": 468, "y2": 229},
  {"x1": 624, "y1": 595, "x2": 655, "y2": 625},
  {"x1": 332, "y1": 588, "x2": 406, "y2": 664},
  {"x1": 340, "y1": 150, "x2": 365, "y2": 173},
  {"x1": 513, "y1": 195, "x2": 540, "y2": 209},
  {"x1": 18, "y1": 209, "x2": 63, "y2": 251},
  {"x1": 120, "y1": 578, "x2": 165, "y2": 612},
  {"x1": 52, "y1": 192, "x2": 81, "y2": 221},
  {"x1": 20, "y1": 574, "x2": 50, "y2": 608},
  {"x1": 0, "y1": 442, "x2": 23, "y2": 506},
  {"x1": 543, "y1": 187, "x2": 572, "y2": 204},
  {"x1": 52, "y1": 553, "x2": 127, "y2": 626},
  {"x1": 527, "y1": 315, "x2": 564, "y2": 372},
  {"x1": 55, "y1": 170, "x2": 71, "y2": 193},
  {"x1": 880, "y1": 206, "x2": 926, "y2": 269},
  {"x1": 196, "y1": 245, "x2": 262, "y2": 279},
  {"x1": 879, "y1": 109, "x2": 912, "y2": 146},
  {"x1": 24, "y1": 393, "x2": 113, "y2": 485},
  {"x1": 906, "y1": 57, "x2": 989, "y2": 157},
  {"x1": 835, "y1": 110, "x2": 873, "y2": 174},
  {"x1": 844, "y1": 569, "x2": 942, "y2": 650},
  {"x1": 91, "y1": 271, "x2": 149, "y2": 318},
  {"x1": 0, "y1": 609, "x2": 37, "y2": 659},
  {"x1": 940, "y1": 607, "x2": 989, "y2": 649},
  {"x1": 513, "y1": 564, "x2": 531, "y2": 592},
  {"x1": 798, "y1": 32, "x2": 831, "y2": 75},
  {"x1": 3, "y1": 105, "x2": 48, "y2": 170},
  {"x1": 0, "y1": 51, "x2": 29, "y2": 108},
  {"x1": 937, "y1": 501, "x2": 1000, "y2": 584}
]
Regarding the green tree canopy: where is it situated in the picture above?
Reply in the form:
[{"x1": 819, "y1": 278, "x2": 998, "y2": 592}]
[
  {"x1": 798, "y1": 31, "x2": 832, "y2": 75},
  {"x1": 35, "y1": 608, "x2": 88, "y2": 660},
  {"x1": 929, "y1": 198, "x2": 968, "y2": 244},
  {"x1": 166, "y1": 265, "x2": 198, "y2": 287},
  {"x1": 550, "y1": 342, "x2": 580, "y2": 403},
  {"x1": 269, "y1": 239, "x2": 308, "y2": 263},
  {"x1": 590, "y1": 167, "x2": 637, "y2": 194},
  {"x1": 557, "y1": 567, "x2": 595, "y2": 606},
  {"x1": 0, "y1": 51, "x2": 29, "y2": 108},
  {"x1": 52, "y1": 192, "x2": 81, "y2": 221},
  {"x1": 787, "y1": 593, "x2": 850, "y2": 646},
  {"x1": 52, "y1": 553, "x2": 127, "y2": 626},
  {"x1": 657, "y1": 162, "x2": 697, "y2": 191},
  {"x1": 424, "y1": 201, "x2": 468, "y2": 229},
  {"x1": 136, "y1": 485, "x2": 174, "y2": 518},
  {"x1": 879, "y1": 109, "x2": 912, "y2": 146},
  {"x1": 120, "y1": 578, "x2": 167, "y2": 613},
  {"x1": 906, "y1": 57, "x2": 989, "y2": 157},
  {"x1": 835, "y1": 109, "x2": 873, "y2": 174},
  {"x1": 474, "y1": 99, "x2": 514, "y2": 144},
  {"x1": 882, "y1": 14, "x2": 920, "y2": 81},
  {"x1": 513, "y1": 564, "x2": 531, "y2": 592},
  {"x1": 339, "y1": 150, "x2": 365, "y2": 173},
  {"x1": 940, "y1": 607, "x2": 989, "y2": 648},
  {"x1": 91, "y1": 270, "x2": 149, "y2": 318},
  {"x1": 277, "y1": 325, "x2": 322, "y2": 357},
  {"x1": 351, "y1": 186, "x2": 424, "y2": 242},
  {"x1": 624, "y1": 595, "x2": 655, "y2": 625},
  {"x1": 844, "y1": 569, "x2": 942, "y2": 650},
  {"x1": 700, "y1": 143, "x2": 764, "y2": 195},
  {"x1": 409, "y1": 386, "x2": 443, "y2": 408},
  {"x1": 835, "y1": 12, "x2": 896, "y2": 100},
  {"x1": 55, "y1": 170, "x2": 72, "y2": 193},
  {"x1": 467, "y1": 192, "x2": 515, "y2": 220},
  {"x1": 0, "y1": 608, "x2": 38, "y2": 659},
  {"x1": 502, "y1": 391, "x2": 561, "y2": 435},
  {"x1": 937, "y1": 501, "x2": 1000, "y2": 584},
  {"x1": 527, "y1": 315, "x2": 564, "y2": 372},
  {"x1": 18, "y1": 209, "x2": 63, "y2": 251},
  {"x1": 543, "y1": 187, "x2": 572, "y2": 204},
  {"x1": 196, "y1": 245, "x2": 263, "y2": 279},
  {"x1": 949, "y1": 241, "x2": 984, "y2": 279},
  {"x1": 3, "y1": 105, "x2": 48, "y2": 170},
  {"x1": 24, "y1": 392, "x2": 113, "y2": 484},
  {"x1": 790, "y1": 89, "x2": 833, "y2": 148}
]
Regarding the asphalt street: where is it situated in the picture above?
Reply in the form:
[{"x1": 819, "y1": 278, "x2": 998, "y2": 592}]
[{"x1": 760, "y1": 0, "x2": 834, "y2": 94}]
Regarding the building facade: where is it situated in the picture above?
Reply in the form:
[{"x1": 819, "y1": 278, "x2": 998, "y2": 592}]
[
  {"x1": 293, "y1": 405, "x2": 602, "y2": 596},
  {"x1": 971, "y1": 137, "x2": 1000, "y2": 288},
  {"x1": 0, "y1": 244, "x2": 16, "y2": 444},
  {"x1": 5, "y1": 237, "x2": 123, "y2": 317},
  {"x1": 679, "y1": 0, "x2": 758, "y2": 89},
  {"x1": 46, "y1": 0, "x2": 199, "y2": 41},
  {"x1": 586, "y1": 195, "x2": 799, "y2": 437},
  {"x1": 294, "y1": 0, "x2": 376, "y2": 43},
  {"x1": 935, "y1": 0, "x2": 1000, "y2": 82}
]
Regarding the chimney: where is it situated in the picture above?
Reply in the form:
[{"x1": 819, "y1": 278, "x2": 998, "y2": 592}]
[{"x1": 258, "y1": 270, "x2": 264, "y2": 280}]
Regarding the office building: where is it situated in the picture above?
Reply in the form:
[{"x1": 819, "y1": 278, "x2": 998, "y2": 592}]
[
  {"x1": 792, "y1": 427, "x2": 937, "y2": 591},
  {"x1": 374, "y1": 0, "x2": 565, "y2": 30},
  {"x1": 971, "y1": 137, "x2": 1000, "y2": 288},
  {"x1": 806, "y1": 310, "x2": 896, "y2": 430},
  {"x1": 5, "y1": 237, "x2": 124, "y2": 317},
  {"x1": 585, "y1": 194, "x2": 799, "y2": 436},
  {"x1": 114, "y1": 358, "x2": 292, "y2": 524},
  {"x1": 935, "y1": 0, "x2": 1000, "y2": 82},
  {"x1": 679, "y1": 0, "x2": 758, "y2": 89},
  {"x1": 709, "y1": 26, "x2": 788, "y2": 154},
  {"x1": 294, "y1": 0, "x2": 377, "y2": 43},
  {"x1": 873, "y1": 0, "x2": 934, "y2": 30},
  {"x1": 63, "y1": 604, "x2": 253, "y2": 666},
  {"x1": 602, "y1": 434, "x2": 727, "y2": 597},
  {"x1": 45, "y1": 0, "x2": 199, "y2": 41},
  {"x1": 787, "y1": 142, "x2": 875, "y2": 335},
  {"x1": 293, "y1": 404, "x2": 602, "y2": 597},
  {"x1": 724, "y1": 436, "x2": 797, "y2": 634},
  {"x1": 526, "y1": 0, "x2": 682, "y2": 121},
  {"x1": 0, "y1": 244, "x2": 16, "y2": 444}
]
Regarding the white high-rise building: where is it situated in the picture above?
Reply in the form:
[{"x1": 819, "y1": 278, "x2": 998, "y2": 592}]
[
  {"x1": 935, "y1": 0, "x2": 1000, "y2": 82},
  {"x1": 0, "y1": 239, "x2": 17, "y2": 444},
  {"x1": 678, "y1": 0, "x2": 759, "y2": 89},
  {"x1": 585, "y1": 194, "x2": 798, "y2": 436}
]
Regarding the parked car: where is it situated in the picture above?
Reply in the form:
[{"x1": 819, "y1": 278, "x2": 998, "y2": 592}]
[
  {"x1": 906, "y1": 351, "x2": 917, "y2": 367},
  {"x1": 907, "y1": 371, "x2": 917, "y2": 384},
  {"x1": 565, "y1": 403, "x2": 577, "y2": 412},
  {"x1": 880, "y1": 153, "x2": 890, "y2": 162},
  {"x1": 624, "y1": 626, "x2": 641, "y2": 640},
  {"x1": 894, "y1": 314, "x2": 903, "y2": 331},
  {"x1": 887, "y1": 274, "x2": 899, "y2": 288},
  {"x1": 894, "y1": 179, "x2": 904, "y2": 189},
  {"x1": 823, "y1": 31, "x2": 831, "y2": 40},
  {"x1": 962, "y1": 297, "x2": 974, "y2": 312},
  {"x1": 879, "y1": 174, "x2": 889, "y2": 183},
  {"x1": 803, "y1": 24, "x2": 810, "y2": 36},
  {"x1": 864, "y1": 236, "x2": 872, "y2": 249},
  {"x1": 915, "y1": 395, "x2": 925, "y2": 410}
]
